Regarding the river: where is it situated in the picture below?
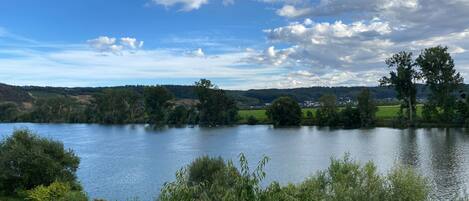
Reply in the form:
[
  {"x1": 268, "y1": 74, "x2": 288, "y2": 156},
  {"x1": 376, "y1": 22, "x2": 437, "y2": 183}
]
[{"x1": 1, "y1": 123, "x2": 468, "y2": 200}]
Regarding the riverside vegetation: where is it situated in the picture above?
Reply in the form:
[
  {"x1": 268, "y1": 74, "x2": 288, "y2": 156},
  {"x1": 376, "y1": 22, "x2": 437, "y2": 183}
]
[
  {"x1": 2, "y1": 46, "x2": 469, "y2": 128},
  {"x1": 1, "y1": 129, "x2": 437, "y2": 201}
]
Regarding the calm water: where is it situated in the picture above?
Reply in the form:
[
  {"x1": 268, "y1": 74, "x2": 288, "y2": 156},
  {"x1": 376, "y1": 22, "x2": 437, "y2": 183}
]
[{"x1": 1, "y1": 123, "x2": 469, "y2": 200}]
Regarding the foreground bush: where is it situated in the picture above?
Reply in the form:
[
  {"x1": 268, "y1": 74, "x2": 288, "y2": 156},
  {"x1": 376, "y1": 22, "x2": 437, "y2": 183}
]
[
  {"x1": 0, "y1": 129, "x2": 81, "y2": 196},
  {"x1": 158, "y1": 154, "x2": 428, "y2": 201},
  {"x1": 26, "y1": 181, "x2": 87, "y2": 201}
]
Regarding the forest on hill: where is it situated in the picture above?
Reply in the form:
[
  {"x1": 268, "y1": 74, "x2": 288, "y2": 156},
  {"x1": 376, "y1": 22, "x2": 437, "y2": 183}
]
[{"x1": 0, "y1": 82, "x2": 437, "y2": 108}]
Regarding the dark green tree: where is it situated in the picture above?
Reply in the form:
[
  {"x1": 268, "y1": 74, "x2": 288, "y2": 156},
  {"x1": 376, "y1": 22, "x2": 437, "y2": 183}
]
[
  {"x1": 144, "y1": 86, "x2": 174, "y2": 124},
  {"x1": 266, "y1": 96, "x2": 302, "y2": 126},
  {"x1": 0, "y1": 102, "x2": 18, "y2": 122},
  {"x1": 380, "y1": 51, "x2": 419, "y2": 124},
  {"x1": 0, "y1": 130, "x2": 80, "y2": 195},
  {"x1": 27, "y1": 97, "x2": 86, "y2": 123},
  {"x1": 316, "y1": 94, "x2": 339, "y2": 126},
  {"x1": 194, "y1": 79, "x2": 238, "y2": 126},
  {"x1": 88, "y1": 89, "x2": 144, "y2": 124},
  {"x1": 167, "y1": 105, "x2": 189, "y2": 125},
  {"x1": 416, "y1": 46, "x2": 464, "y2": 122},
  {"x1": 340, "y1": 105, "x2": 361, "y2": 128},
  {"x1": 246, "y1": 115, "x2": 259, "y2": 125},
  {"x1": 357, "y1": 89, "x2": 378, "y2": 127},
  {"x1": 455, "y1": 91, "x2": 469, "y2": 124}
]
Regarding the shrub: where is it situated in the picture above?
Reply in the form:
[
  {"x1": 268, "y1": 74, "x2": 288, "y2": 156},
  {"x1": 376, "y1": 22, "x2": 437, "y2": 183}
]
[
  {"x1": 0, "y1": 129, "x2": 80, "y2": 195},
  {"x1": 159, "y1": 154, "x2": 269, "y2": 201},
  {"x1": 26, "y1": 181, "x2": 87, "y2": 201},
  {"x1": 158, "y1": 154, "x2": 429, "y2": 201},
  {"x1": 247, "y1": 115, "x2": 259, "y2": 125},
  {"x1": 187, "y1": 156, "x2": 229, "y2": 185}
]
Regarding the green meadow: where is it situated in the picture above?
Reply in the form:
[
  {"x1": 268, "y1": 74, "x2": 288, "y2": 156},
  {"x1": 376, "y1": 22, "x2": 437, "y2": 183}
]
[{"x1": 239, "y1": 105, "x2": 423, "y2": 123}]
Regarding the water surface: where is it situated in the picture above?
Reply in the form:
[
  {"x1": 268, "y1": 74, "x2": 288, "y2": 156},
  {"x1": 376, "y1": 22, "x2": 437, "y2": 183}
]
[{"x1": 1, "y1": 123, "x2": 468, "y2": 200}]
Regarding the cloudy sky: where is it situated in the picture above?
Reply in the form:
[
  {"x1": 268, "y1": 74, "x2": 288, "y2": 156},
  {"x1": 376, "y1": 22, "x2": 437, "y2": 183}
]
[{"x1": 1, "y1": 0, "x2": 469, "y2": 89}]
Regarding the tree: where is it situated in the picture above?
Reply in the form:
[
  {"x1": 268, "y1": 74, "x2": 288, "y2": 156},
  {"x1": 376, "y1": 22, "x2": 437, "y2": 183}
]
[
  {"x1": 380, "y1": 51, "x2": 419, "y2": 124},
  {"x1": 144, "y1": 86, "x2": 174, "y2": 124},
  {"x1": 0, "y1": 102, "x2": 18, "y2": 122},
  {"x1": 416, "y1": 46, "x2": 464, "y2": 122},
  {"x1": 167, "y1": 105, "x2": 189, "y2": 125},
  {"x1": 0, "y1": 130, "x2": 80, "y2": 195},
  {"x1": 27, "y1": 97, "x2": 86, "y2": 123},
  {"x1": 88, "y1": 89, "x2": 145, "y2": 124},
  {"x1": 266, "y1": 96, "x2": 302, "y2": 126},
  {"x1": 340, "y1": 105, "x2": 361, "y2": 128},
  {"x1": 357, "y1": 89, "x2": 378, "y2": 127},
  {"x1": 316, "y1": 94, "x2": 339, "y2": 126},
  {"x1": 194, "y1": 79, "x2": 238, "y2": 126},
  {"x1": 246, "y1": 115, "x2": 259, "y2": 125}
]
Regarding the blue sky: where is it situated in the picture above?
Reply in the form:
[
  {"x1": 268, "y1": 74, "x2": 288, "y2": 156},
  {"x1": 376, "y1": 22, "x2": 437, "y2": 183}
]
[{"x1": 1, "y1": 0, "x2": 469, "y2": 89}]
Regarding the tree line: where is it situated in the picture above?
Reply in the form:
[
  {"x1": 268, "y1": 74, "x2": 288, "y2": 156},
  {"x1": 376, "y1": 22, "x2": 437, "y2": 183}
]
[
  {"x1": 263, "y1": 89, "x2": 377, "y2": 128},
  {"x1": 0, "y1": 79, "x2": 238, "y2": 127}
]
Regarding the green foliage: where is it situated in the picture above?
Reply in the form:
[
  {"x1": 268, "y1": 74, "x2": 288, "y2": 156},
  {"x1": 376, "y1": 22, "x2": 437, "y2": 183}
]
[
  {"x1": 387, "y1": 166, "x2": 428, "y2": 201},
  {"x1": 144, "y1": 86, "x2": 174, "y2": 124},
  {"x1": 24, "y1": 97, "x2": 86, "y2": 123},
  {"x1": 167, "y1": 105, "x2": 189, "y2": 125},
  {"x1": 159, "y1": 153, "x2": 269, "y2": 201},
  {"x1": 88, "y1": 89, "x2": 145, "y2": 124},
  {"x1": 302, "y1": 110, "x2": 315, "y2": 125},
  {"x1": 195, "y1": 79, "x2": 239, "y2": 126},
  {"x1": 26, "y1": 181, "x2": 87, "y2": 201},
  {"x1": 417, "y1": 46, "x2": 464, "y2": 123},
  {"x1": 0, "y1": 102, "x2": 18, "y2": 122},
  {"x1": 316, "y1": 94, "x2": 339, "y2": 127},
  {"x1": 340, "y1": 105, "x2": 360, "y2": 128},
  {"x1": 0, "y1": 129, "x2": 80, "y2": 195},
  {"x1": 247, "y1": 115, "x2": 259, "y2": 125},
  {"x1": 159, "y1": 154, "x2": 429, "y2": 201},
  {"x1": 187, "y1": 156, "x2": 230, "y2": 185},
  {"x1": 380, "y1": 51, "x2": 419, "y2": 124},
  {"x1": 266, "y1": 96, "x2": 302, "y2": 126},
  {"x1": 357, "y1": 89, "x2": 378, "y2": 127}
]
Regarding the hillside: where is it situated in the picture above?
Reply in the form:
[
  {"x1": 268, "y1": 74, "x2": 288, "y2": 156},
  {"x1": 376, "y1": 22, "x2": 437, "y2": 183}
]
[
  {"x1": 0, "y1": 83, "x2": 33, "y2": 103},
  {"x1": 0, "y1": 83, "x2": 438, "y2": 107}
]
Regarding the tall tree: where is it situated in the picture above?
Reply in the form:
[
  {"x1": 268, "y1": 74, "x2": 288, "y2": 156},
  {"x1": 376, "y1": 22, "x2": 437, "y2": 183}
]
[
  {"x1": 144, "y1": 86, "x2": 174, "y2": 124},
  {"x1": 194, "y1": 79, "x2": 238, "y2": 126},
  {"x1": 380, "y1": 51, "x2": 419, "y2": 123},
  {"x1": 357, "y1": 89, "x2": 378, "y2": 127},
  {"x1": 316, "y1": 94, "x2": 339, "y2": 126},
  {"x1": 416, "y1": 46, "x2": 463, "y2": 122}
]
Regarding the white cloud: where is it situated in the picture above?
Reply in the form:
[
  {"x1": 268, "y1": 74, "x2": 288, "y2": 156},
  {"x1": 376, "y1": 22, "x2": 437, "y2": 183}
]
[
  {"x1": 0, "y1": 46, "x2": 285, "y2": 89},
  {"x1": 87, "y1": 36, "x2": 144, "y2": 54},
  {"x1": 276, "y1": 5, "x2": 311, "y2": 18},
  {"x1": 245, "y1": 0, "x2": 469, "y2": 87},
  {"x1": 191, "y1": 48, "x2": 205, "y2": 57},
  {"x1": 150, "y1": 0, "x2": 208, "y2": 11},
  {"x1": 120, "y1": 37, "x2": 144, "y2": 49}
]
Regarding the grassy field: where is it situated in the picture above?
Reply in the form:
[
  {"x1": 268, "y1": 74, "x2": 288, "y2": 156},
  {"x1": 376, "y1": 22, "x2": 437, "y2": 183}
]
[{"x1": 239, "y1": 105, "x2": 423, "y2": 123}]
